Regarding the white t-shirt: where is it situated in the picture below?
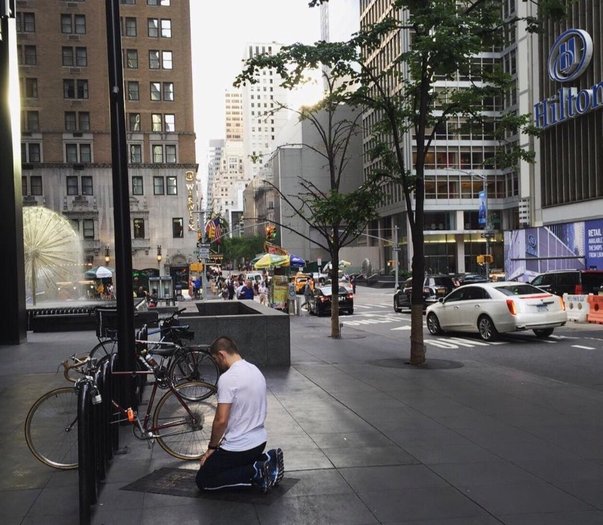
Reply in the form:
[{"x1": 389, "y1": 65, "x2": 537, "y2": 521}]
[{"x1": 217, "y1": 359, "x2": 267, "y2": 451}]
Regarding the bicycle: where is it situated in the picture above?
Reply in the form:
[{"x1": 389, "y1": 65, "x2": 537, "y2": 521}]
[
  {"x1": 89, "y1": 308, "x2": 220, "y2": 393},
  {"x1": 25, "y1": 354, "x2": 217, "y2": 470}
]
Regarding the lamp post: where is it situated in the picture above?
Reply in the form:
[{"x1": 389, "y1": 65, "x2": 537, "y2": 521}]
[
  {"x1": 104, "y1": 246, "x2": 110, "y2": 265},
  {"x1": 156, "y1": 245, "x2": 162, "y2": 274}
]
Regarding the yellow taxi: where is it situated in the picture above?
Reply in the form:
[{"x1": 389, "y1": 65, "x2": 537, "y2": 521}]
[{"x1": 291, "y1": 272, "x2": 313, "y2": 294}]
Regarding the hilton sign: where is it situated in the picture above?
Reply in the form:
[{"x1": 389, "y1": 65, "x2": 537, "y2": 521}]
[{"x1": 534, "y1": 29, "x2": 603, "y2": 129}]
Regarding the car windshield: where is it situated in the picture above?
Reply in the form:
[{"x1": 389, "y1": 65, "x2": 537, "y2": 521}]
[
  {"x1": 496, "y1": 284, "x2": 546, "y2": 296},
  {"x1": 433, "y1": 277, "x2": 453, "y2": 286},
  {"x1": 318, "y1": 286, "x2": 348, "y2": 296}
]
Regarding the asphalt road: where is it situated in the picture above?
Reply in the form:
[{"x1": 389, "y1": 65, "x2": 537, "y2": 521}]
[{"x1": 315, "y1": 285, "x2": 603, "y2": 391}]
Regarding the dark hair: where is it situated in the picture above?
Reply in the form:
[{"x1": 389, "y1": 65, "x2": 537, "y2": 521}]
[{"x1": 209, "y1": 336, "x2": 239, "y2": 356}]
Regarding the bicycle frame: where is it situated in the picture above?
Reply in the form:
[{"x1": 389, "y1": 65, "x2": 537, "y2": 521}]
[{"x1": 110, "y1": 367, "x2": 198, "y2": 439}]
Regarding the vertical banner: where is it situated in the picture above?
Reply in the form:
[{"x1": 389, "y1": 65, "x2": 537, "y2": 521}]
[
  {"x1": 585, "y1": 219, "x2": 603, "y2": 270},
  {"x1": 478, "y1": 190, "x2": 487, "y2": 226}
]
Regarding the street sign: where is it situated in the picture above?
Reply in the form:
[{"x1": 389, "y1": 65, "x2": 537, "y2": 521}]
[{"x1": 197, "y1": 243, "x2": 210, "y2": 259}]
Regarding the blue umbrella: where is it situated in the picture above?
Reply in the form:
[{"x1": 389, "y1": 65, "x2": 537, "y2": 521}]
[{"x1": 289, "y1": 254, "x2": 305, "y2": 268}]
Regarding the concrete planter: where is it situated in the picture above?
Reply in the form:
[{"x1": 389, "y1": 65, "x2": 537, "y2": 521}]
[{"x1": 181, "y1": 300, "x2": 290, "y2": 367}]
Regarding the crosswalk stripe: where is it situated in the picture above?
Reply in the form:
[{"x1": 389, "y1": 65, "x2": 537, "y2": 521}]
[{"x1": 447, "y1": 337, "x2": 490, "y2": 347}]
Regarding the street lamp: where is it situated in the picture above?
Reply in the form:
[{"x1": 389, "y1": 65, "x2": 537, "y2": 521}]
[
  {"x1": 156, "y1": 245, "x2": 162, "y2": 273},
  {"x1": 104, "y1": 246, "x2": 110, "y2": 265}
]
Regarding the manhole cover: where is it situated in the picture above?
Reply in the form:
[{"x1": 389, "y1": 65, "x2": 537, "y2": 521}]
[{"x1": 121, "y1": 467, "x2": 297, "y2": 503}]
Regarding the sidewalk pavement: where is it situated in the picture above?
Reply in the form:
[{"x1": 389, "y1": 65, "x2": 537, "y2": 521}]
[{"x1": 3, "y1": 310, "x2": 603, "y2": 525}]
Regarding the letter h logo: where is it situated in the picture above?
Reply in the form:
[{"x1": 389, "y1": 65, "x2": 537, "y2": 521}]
[{"x1": 558, "y1": 37, "x2": 576, "y2": 75}]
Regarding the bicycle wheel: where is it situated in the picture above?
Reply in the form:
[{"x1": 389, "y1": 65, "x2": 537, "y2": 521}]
[
  {"x1": 25, "y1": 387, "x2": 78, "y2": 470},
  {"x1": 153, "y1": 381, "x2": 217, "y2": 460},
  {"x1": 89, "y1": 339, "x2": 117, "y2": 361},
  {"x1": 168, "y1": 350, "x2": 219, "y2": 400}
]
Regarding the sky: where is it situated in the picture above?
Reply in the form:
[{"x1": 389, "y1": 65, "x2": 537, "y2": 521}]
[{"x1": 189, "y1": 0, "x2": 322, "y2": 182}]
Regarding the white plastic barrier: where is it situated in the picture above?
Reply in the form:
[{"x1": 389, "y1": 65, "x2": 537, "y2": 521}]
[{"x1": 563, "y1": 294, "x2": 590, "y2": 323}]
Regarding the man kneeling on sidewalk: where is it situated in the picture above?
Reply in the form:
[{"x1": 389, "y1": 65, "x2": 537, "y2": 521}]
[{"x1": 196, "y1": 336, "x2": 284, "y2": 493}]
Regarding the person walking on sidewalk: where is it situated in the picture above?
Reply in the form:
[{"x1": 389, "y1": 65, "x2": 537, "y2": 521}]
[{"x1": 196, "y1": 336, "x2": 284, "y2": 492}]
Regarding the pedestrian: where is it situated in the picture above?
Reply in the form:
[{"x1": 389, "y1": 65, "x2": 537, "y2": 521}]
[
  {"x1": 238, "y1": 279, "x2": 254, "y2": 300},
  {"x1": 350, "y1": 275, "x2": 356, "y2": 294},
  {"x1": 258, "y1": 280, "x2": 268, "y2": 306},
  {"x1": 227, "y1": 278, "x2": 235, "y2": 300},
  {"x1": 195, "y1": 336, "x2": 284, "y2": 492},
  {"x1": 303, "y1": 278, "x2": 313, "y2": 310}
]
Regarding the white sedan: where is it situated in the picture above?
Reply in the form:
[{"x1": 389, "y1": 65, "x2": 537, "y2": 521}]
[{"x1": 425, "y1": 282, "x2": 567, "y2": 341}]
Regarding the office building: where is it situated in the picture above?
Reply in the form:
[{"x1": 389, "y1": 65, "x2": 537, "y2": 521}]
[{"x1": 17, "y1": 0, "x2": 198, "y2": 290}]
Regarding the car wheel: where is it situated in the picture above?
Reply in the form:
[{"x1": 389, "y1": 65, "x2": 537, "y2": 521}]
[
  {"x1": 478, "y1": 315, "x2": 498, "y2": 341},
  {"x1": 393, "y1": 298, "x2": 401, "y2": 313},
  {"x1": 534, "y1": 328, "x2": 554, "y2": 338},
  {"x1": 348, "y1": 308, "x2": 354, "y2": 315},
  {"x1": 426, "y1": 312, "x2": 443, "y2": 335}
]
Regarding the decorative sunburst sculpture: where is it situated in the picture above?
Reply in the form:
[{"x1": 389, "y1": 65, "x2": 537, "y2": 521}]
[{"x1": 23, "y1": 207, "x2": 82, "y2": 305}]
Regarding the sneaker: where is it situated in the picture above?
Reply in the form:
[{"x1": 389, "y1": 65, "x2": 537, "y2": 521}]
[
  {"x1": 265, "y1": 448, "x2": 284, "y2": 487},
  {"x1": 252, "y1": 458, "x2": 271, "y2": 494}
]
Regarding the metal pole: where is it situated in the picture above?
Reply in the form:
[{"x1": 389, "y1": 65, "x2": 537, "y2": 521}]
[
  {"x1": 394, "y1": 225, "x2": 399, "y2": 289},
  {"x1": 483, "y1": 177, "x2": 490, "y2": 281},
  {"x1": 106, "y1": 0, "x2": 136, "y2": 407}
]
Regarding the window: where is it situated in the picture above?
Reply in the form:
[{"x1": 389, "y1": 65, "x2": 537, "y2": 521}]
[
  {"x1": 24, "y1": 45, "x2": 37, "y2": 65},
  {"x1": 147, "y1": 18, "x2": 159, "y2": 37},
  {"x1": 162, "y1": 82, "x2": 174, "y2": 101},
  {"x1": 65, "y1": 111, "x2": 90, "y2": 131},
  {"x1": 150, "y1": 82, "x2": 161, "y2": 101},
  {"x1": 151, "y1": 113, "x2": 162, "y2": 131},
  {"x1": 22, "y1": 143, "x2": 41, "y2": 163},
  {"x1": 132, "y1": 176, "x2": 143, "y2": 195},
  {"x1": 152, "y1": 144, "x2": 163, "y2": 163},
  {"x1": 22, "y1": 176, "x2": 26, "y2": 196},
  {"x1": 79, "y1": 112, "x2": 90, "y2": 131},
  {"x1": 24, "y1": 78, "x2": 38, "y2": 98},
  {"x1": 126, "y1": 49, "x2": 138, "y2": 69},
  {"x1": 63, "y1": 79, "x2": 89, "y2": 99},
  {"x1": 164, "y1": 114, "x2": 175, "y2": 132},
  {"x1": 128, "y1": 113, "x2": 141, "y2": 131},
  {"x1": 23, "y1": 111, "x2": 39, "y2": 132},
  {"x1": 62, "y1": 47, "x2": 88, "y2": 67},
  {"x1": 81, "y1": 176, "x2": 93, "y2": 196},
  {"x1": 127, "y1": 81, "x2": 139, "y2": 101},
  {"x1": 30, "y1": 176, "x2": 42, "y2": 195},
  {"x1": 172, "y1": 218, "x2": 183, "y2": 238},
  {"x1": 160, "y1": 19, "x2": 171, "y2": 38},
  {"x1": 153, "y1": 176, "x2": 164, "y2": 195},
  {"x1": 129, "y1": 144, "x2": 142, "y2": 163},
  {"x1": 61, "y1": 14, "x2": 86, "y2": 34},
  {"x1": 121, "y1": 0, "x2": 136, "y2": 4},
  {"x1": 148, "y1": 0, "x2": 171, "y2": 5},
  {"x1": 83, "y1": 219, "x2": 94, "y2": 239},
  {"x1": 124, "y1": 17, "x2": 137, "y2": 36},
  {"x1": 165, "y1": 145, "x2": 176, "y2": 163},
  {"x1": 133, "y1": 218, "x2": 145, "y2": 239},
  {"x1": 17, "y1": 12, "x2": 35, "y2": 33},
  {"x1": 66, "y1": 175, "x2": 78, "y2": 195},
  {"x1": 65, "y1": 112, "x2": 76, "y2": 131},
  {"x1": 166, "y1": 176, "x2": 177, "y2": 195},
  {"x1": 65, "y1": 143, "x2": 91, "y2": 163},
  {"x1": 149, "y1": 50, "x2": 160, "y2": 69},
  {"x1": 161, "y1": 50, "x2": 172, "y2": 69}
]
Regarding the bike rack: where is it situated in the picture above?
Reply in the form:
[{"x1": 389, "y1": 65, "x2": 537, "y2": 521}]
[{"x1": 77, "y1": 353, "x2": 119, "y2": 525}]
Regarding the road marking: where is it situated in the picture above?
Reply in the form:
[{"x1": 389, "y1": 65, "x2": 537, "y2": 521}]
[
  {"x1": 571, "y1": 344, "x2": 596, "y2": 350},
  {"x1": 448, "y1": 337, "x2": 490, "y2": 347},
  {"x1": 390, "y1": 326, "x2": 411, "y2": 330}
]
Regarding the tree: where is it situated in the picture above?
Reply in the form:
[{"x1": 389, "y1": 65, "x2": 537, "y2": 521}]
[
  {"x1": 239, "y1": 0, "x2": 570, "y2": 361},
  {"x1": 221, "y1": 235, "x2": 265, "y2": 269},
  {"x1": 234, "y1": 71, "x2": 385, "y2": 338}
]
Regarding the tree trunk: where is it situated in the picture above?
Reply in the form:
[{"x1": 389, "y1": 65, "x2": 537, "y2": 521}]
[
  {"x1": 409, "y1": 303, "x2": 426, "y2": 365},
  {"x1": 330, "y1": 254, "x2": 341, "y2": 338}
]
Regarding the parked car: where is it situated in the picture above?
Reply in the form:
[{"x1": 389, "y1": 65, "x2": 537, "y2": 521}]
[
  {"x1": 530, "y1": 269, "x2": 603, "y2": 296},
  {"x1": 458, "y1": 273, "x2": 488, "y2": 285},
  {"x1": 393, "y1": 275, "x2": 457, "y2": 312},
  {"x1": 308, "y1": 285, "x2": 354, "y2": 316},
  {"x1": 425, "y1": 282, "x2": 567, "y2": 341}
]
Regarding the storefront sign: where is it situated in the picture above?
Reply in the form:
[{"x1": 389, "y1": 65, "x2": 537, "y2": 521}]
[
  {"x1": 586, "y1": 219, "x2": 603, "y2": 269},
  {"x1": 534, "y1": 29, "x2": 602, "y2": 129}
]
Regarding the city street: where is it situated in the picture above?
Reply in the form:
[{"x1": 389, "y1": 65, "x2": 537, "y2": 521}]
[{"x1": 306, "y1": 286, "x2": 603, "y2": 391}]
